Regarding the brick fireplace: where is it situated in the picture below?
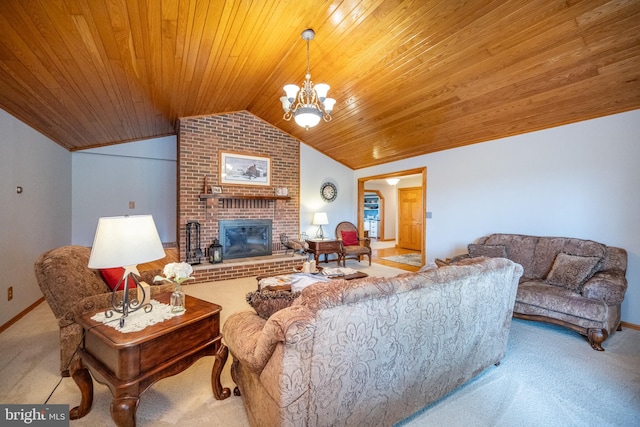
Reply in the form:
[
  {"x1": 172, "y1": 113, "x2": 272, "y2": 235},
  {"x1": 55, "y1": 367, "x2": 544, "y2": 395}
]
[{"x1": 178, "y1": 111, "x2": 303, "y2": 283}]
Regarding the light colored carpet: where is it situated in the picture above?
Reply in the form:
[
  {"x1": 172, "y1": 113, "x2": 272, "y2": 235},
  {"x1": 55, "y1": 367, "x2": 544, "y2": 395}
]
[
  {"x1": 1, "y1": 260, "x2": 639, "y2": 427},
  {"x1": 382, "y1": 253, "x2": 422, "y2": 267}
]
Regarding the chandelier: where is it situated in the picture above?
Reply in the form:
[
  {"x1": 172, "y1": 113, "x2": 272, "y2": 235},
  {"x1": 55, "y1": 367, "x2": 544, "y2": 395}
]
[{"x1": 280, "y1": 29, "x2": 336, "y2": 130}]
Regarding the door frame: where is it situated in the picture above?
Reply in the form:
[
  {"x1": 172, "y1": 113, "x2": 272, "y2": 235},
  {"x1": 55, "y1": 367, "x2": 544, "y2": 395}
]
[{"x1": 357, "y1": 167, "x2": 427, "y2": 265}]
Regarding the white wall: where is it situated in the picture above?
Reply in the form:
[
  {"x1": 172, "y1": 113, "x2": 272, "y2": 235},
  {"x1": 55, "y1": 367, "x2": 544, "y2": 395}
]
[
  {"x1": 0, "y1": 110, "x2": 71, "y2": 325},
  {"x1": 355, "y1": 110, "x2": 640, "y2": 325},
  {"x1": 72, "y1": 136, "x2": 177, "y2": 246},
  {"x1": 300, "y1": 143, "x2": 354, "y2": 243}
]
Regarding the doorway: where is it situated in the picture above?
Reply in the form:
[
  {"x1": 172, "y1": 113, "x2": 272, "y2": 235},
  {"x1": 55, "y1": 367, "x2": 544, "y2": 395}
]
[{"x1": 357, "y1": 167, "x2": 426, "y2": 266}]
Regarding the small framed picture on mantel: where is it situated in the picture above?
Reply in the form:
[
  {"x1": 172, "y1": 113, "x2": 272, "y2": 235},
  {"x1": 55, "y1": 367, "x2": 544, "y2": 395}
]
[{"x1": 220, "y1": 152, "x2": 271, "y2": 186}]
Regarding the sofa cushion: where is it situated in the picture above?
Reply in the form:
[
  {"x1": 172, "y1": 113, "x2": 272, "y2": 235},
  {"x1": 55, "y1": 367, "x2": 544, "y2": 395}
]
[
  {"x1": 341, "y1": 230, "x2": 359, "y2": 246},
  {"x1": 545, "y1": 253, "x2": 601, "y2": 292},
  {"x1": 482, "y1": 234, "x2": 538, "y2": 279},
  {"x1": 468, "y1": 244, "x2": 507, "y2": 259},
  {"x1": 246, "y1": 290, "x2": 300, "y2": 319},
  {"x1": 516, "y1": 280, "x2": 608, "y2": 323},
  {"x1": 100, "y1": 267, "x2": 138, "y2": 291}
]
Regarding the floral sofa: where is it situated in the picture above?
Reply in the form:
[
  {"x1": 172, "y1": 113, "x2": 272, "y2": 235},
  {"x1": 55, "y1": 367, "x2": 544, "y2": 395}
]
[
  {"x1": 463, "y1": 233, "x2": 628, "y2": 350},
  {"x1": 223, "y1": 257, "x2": 523, "y2": 427},
  {"x1": 34, "y1": 245, "x2": 173, "y2": 376}
]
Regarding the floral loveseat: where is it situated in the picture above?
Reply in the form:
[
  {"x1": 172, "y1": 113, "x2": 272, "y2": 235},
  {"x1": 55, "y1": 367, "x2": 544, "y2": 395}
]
[
  {"x1": 34, "y1": 245, "x2": 173, "y2": 376},
  {"x1": 463, "y1": 233, "x2": 628, "y2": 350},
  {"x1": 223, "y1": 257, "x2": 523, "y2": 427}
]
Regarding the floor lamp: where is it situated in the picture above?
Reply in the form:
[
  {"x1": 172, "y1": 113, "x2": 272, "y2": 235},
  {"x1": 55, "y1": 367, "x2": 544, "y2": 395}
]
[{"x1": 88, "y1": 215, "x2": 165, "y2": 327}]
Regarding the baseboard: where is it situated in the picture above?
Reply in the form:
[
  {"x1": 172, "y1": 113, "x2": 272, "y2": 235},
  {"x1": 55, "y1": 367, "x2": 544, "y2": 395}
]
[
  {"x1": 0, "y1": 297, "x2": 45, "y2": 334},
  {"x1": 621, "y1": 321, "x2": 640, "y2": 331}
]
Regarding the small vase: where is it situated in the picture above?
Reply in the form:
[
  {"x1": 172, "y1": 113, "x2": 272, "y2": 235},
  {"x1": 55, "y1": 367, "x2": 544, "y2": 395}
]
[{"x1": 170, "y1": 283, "x2": 186, "y2": 314}]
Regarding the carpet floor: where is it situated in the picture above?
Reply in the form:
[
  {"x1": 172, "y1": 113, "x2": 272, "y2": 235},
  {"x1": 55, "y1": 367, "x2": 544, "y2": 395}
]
[
  {"x1": 1, "y1": 260, "x2": 639, "y2": 426},
  {"x1": 381, "y1": 253, "x2": 422, "y2": 267}
]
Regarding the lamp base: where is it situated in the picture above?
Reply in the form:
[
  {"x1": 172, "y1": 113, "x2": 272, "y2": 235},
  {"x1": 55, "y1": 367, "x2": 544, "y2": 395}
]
[
  {"x1": 105, "y1": 272, "x2": 153, "y2": 327},
  {"x1": 316, "y1": 225, "x2": 325, "y2": 240}
]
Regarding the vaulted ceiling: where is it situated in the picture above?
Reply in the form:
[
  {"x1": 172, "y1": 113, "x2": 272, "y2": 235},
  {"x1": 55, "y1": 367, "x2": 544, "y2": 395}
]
[{"x1": 1, "y1": 0, "x2": 639, "y2": 169}]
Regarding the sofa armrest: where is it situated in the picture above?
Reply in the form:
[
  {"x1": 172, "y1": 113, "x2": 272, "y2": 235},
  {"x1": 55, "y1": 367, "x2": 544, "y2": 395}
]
[
  {"x1": 223, "y1": 306, "x2": 315, "y2": 374},
  {"x1": 222, "y1": 311, "x2": 278, "y2": 373},
  {"x1": 581, "y1": 271, "x2": 628, "y2": 304}
]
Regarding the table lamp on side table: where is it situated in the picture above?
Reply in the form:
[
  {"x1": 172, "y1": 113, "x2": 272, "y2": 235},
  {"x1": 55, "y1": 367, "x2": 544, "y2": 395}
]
[
  {"x1": 312, "y1": 212, "x2": 329, "y2": 239},
  {"x1": 88, "y1": 215, "x2": 166, "y2": 327}
]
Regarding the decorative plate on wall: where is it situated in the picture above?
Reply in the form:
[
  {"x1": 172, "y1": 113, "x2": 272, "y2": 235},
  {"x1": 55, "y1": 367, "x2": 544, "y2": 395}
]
[{"x1": 320, "y1": 182, "x2": 337, "y2": 202}]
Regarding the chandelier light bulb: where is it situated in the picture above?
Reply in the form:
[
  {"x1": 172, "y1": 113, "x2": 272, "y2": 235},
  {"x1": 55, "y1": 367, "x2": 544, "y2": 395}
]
[
  {"x1": 314, "y1": 83, "x2": 330, "y2": 101},
  {"x1": 323, "y1": 98, "x2": 336, "y2": 114}
]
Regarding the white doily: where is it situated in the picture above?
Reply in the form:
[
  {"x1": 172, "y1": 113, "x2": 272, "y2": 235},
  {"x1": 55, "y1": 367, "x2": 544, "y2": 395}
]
[{"x1": 91, "y1": 299, "x2": 184, "y2": 333}]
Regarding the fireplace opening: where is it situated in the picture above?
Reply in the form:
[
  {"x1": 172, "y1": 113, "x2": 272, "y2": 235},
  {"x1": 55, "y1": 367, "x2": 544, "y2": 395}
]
[{"x1": 219, "y1": 219, "x2": 272, "y2": 260}]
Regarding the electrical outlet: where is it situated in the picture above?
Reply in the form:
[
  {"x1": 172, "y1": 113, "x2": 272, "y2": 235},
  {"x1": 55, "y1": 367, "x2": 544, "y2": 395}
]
[
  {"x1": 129, "y1": 201, "x2": 135, "y2": 209},
  {"x1": 8, "y1": 286, "x2": 13, "y2": 301}
]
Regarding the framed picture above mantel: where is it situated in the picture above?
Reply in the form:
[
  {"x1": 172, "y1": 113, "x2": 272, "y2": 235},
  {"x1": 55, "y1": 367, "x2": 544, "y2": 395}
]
[{"x1": 220, "y1": 152, "x2": 271, "y2": 186}]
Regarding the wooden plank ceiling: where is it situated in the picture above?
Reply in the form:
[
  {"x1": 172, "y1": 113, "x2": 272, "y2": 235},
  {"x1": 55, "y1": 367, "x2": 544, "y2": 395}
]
[{"x1": 0, "y1": 0, "x2": 639, "y2": 169}]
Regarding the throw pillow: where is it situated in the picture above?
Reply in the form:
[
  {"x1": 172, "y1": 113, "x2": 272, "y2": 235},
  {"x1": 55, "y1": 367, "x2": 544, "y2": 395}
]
[
  {"x1": 434, "y1": 258, "x2": 450, "y2": 267},
  {"x1": 545, "y1": 253, "x2": 601, "y2": 293},
  {"x1": 468, "y1": 244, "x2": 507, "y2": 259},
  {"x1": 100, "y1": 267, "x2": 137, "y2": 291},
  {"x1": 341, "y1": 230, "x2": 359, "y2": 246},
  {"x1": 246, "y1": 290, "x2": 301, "y2": 319},
  {"x1": 419, "y1": 261, "x2": 438, "y2": 272}
]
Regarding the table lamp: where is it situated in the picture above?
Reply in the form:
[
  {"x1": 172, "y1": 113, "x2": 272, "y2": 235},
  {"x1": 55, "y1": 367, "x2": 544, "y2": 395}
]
[
  {"x1": 88, "y1": 215, "x2": 165, "y2": 327},
  {"x1": 312, "y1": 212, "x2": 329, "y2": 239}
]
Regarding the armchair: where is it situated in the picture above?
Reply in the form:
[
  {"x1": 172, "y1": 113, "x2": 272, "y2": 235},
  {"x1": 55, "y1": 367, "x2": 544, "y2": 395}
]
[
  {"x1": 335, "y1": 221, "x2": 371, "y2": 266},
  {"x1": 34, "y1": 245, "x2": 173, "y2": 376}
]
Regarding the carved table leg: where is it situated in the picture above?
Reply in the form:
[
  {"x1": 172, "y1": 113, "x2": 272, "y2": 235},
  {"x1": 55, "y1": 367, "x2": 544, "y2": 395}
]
[
  {"x1": 69, "y1": 358, "x2": 93, "y2": 420},
  {"x1": 211, "y1": 343, "x2": 230, "y2": 400},
  {"x1": 111, "y1": 395, "x2": 139, "y2": 427}
]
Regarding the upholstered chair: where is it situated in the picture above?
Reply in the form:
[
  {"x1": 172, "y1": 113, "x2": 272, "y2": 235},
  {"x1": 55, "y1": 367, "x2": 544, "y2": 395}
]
[
  {"x1": 335, "y1": 221, "x2": 372, "y2": 266},
  {"x1": 34, "y1": 245, "x2": 172, "y2": 376}
]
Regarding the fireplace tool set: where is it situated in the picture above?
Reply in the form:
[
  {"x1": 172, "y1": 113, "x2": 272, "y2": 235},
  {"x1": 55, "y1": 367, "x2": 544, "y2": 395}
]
[{"x1": 185, "y1": 221, "x2": 203, "y2": 264}]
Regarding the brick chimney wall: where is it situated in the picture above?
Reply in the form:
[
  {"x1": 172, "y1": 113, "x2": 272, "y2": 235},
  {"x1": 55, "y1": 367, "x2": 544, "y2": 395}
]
[{"x1": 177, "y1": 111, "x2": 300, "y2": 264}]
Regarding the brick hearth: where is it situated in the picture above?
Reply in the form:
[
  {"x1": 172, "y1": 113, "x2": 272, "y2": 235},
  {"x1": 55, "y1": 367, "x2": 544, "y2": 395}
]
[{"x1": 191, "y1": 254, "x2": 307, "y2": 284}]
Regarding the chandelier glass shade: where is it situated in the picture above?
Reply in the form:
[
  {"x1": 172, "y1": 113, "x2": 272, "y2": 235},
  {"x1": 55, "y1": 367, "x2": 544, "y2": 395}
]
[{"x1": 280, "y1": 29, "x2": 335, "y2": 130}]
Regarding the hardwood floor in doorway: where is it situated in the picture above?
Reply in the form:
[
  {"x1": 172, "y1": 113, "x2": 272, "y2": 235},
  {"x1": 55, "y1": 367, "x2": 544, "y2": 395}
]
[{"x1": 371, "y1": 243, "x2": 421, "y2": 272}]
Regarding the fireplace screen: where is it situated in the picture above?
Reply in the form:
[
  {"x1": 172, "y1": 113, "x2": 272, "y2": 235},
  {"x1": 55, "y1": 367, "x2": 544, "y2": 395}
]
[{"x1": 219, "y1": 219, "x2": 272, "y2": 260}]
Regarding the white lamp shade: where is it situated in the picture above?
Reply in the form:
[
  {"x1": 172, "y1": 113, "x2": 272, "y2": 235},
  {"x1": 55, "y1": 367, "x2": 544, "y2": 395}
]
[
  {"x1": 279, "y1": 96, "x2": 291, "y2": 112},
  {"x1": 312, "y1": 212, "x2": 329, "y2": 225},
  {"x1": 283, "y1": 84, "x2": 300, "y2": 102},
  {"x1": 88, "y1": 215, "x2": 165, "y2": 269},
  {"x1": 314, "y1": 83, "x2": 330, "y2": 101},
  {"x1": 323, "y1": 98, "x2": 336, "y2": 113},
  {"x1": 294, "y1": 107, "x2": 322, "y2": 128}
]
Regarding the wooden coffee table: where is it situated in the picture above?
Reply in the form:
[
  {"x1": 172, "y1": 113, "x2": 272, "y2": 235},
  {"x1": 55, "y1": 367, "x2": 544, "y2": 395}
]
[{"x1": 70, "y1": 293, "x2": 230, "y2": 427}]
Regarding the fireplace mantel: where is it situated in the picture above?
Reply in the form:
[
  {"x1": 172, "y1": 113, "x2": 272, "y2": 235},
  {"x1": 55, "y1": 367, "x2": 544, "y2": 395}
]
[{"x1": 199, "y1": 194, "x2": 291, "y2": 201}]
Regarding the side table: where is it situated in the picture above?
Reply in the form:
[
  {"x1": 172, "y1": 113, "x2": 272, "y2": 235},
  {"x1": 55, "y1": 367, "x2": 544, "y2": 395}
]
[
  {"x1": 70, "y1": 293, "x2": 230, "y2": 427},
  {"x1": 306, "y1": 239, "x2": 342, "y2": 265}
]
